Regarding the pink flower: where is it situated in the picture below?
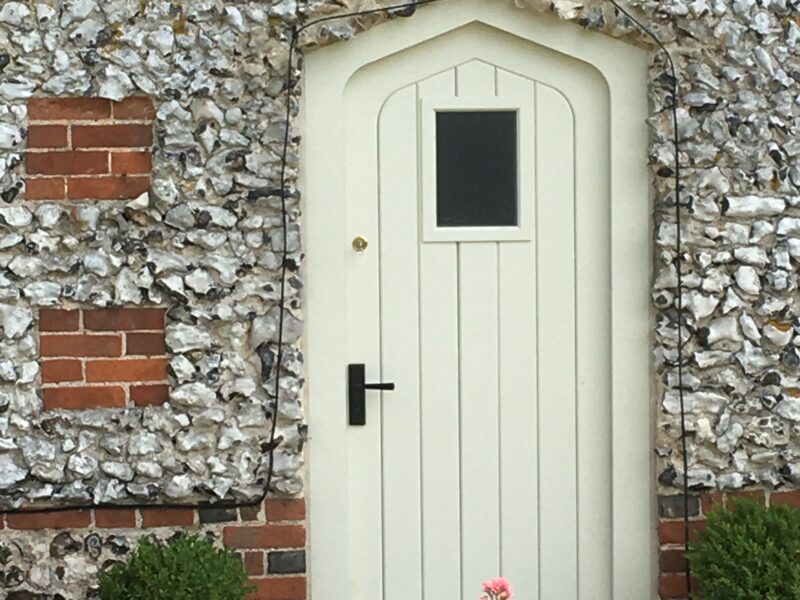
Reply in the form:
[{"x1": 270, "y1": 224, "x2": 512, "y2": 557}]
[{"x1": 481, "y1": 577, "x2": 514, "y2": 599}]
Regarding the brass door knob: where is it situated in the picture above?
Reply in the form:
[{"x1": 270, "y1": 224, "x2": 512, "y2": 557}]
[{"x1": 352, "y1": 236, "x2": 368, "y2": 253}]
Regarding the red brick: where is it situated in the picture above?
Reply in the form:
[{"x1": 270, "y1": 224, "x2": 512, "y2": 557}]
[
  {"x1": 72, "y1": 124, "x2": 153, "y2": 148},
  {"x1": 266, "y1": 499, "x2": 305, "y2": 522},
  {"x1": 126, "y1": 332, "x2": 166, "y2": 355},
  {"x1": 95, "y1": 508, "x2": 137, "y2": 528},
  {"x1": 660, "y1": 547, "x2": 687, "y2": 573},
  {"x1": 42, "y1": 386, "x2": 126, "y2": 410},
  {"x1": 25, "y1": 177, "x2": 66, "y2": 200},
  {"x1": 67, "y1": 175, "x2": 150, "y2": 200},
  {"x1": 658, "y1": 520, "x2": 707, "y2": 545},
  {"x1": 27, "y1": 125, "x2": 68, "y2": 148},
  {"x1": 27, "y1": 151, "x2": 108, "y2": 176},
  {"x1": 7, "y1": 509, "x2": 91, "y2": 530},
  {"x1": 658, "y1": 573, "x2": 698, "y2": 599},
  {"x1": 41, "y1": 359, "x2": 82, "y2": 383},
  {"x1": 244, "y1": 552, "x2": 265, "y2": 576},
  {"x1": 113, "y1": 97, "x2": 156, "y2": 120},
  {"x1": 39, "y1": 309, "x2": 79, "y2": 332},
  {"x1": 40, "y1": 334, "x2": 122, "y2": 357},
  {"x1": 247, "y1": 577, "x2": 306, "y2": 600},
  {"x1": 28, "y1": 98, "x2": 111, "y2": 121},
  {"x1": 84, "y1": 308, "x2": 165, "y2": 331},
  {"x1": 86, "y1": 358, "x2": 167, "y2": 383},
  {"x1": 240, "y1": 504, "x2": 262, "y2": 522},
  {"x1": 727, "y1": 489, "x2": 766, "y2": 507},
  {"x1": 224, "y1": 525, "x2": 306, "y2": 550},
  {"x1": 700, "y1": 491, "x2": 723, "y2": 516},
  {"x1": 131, "y1": 384, "x2": 169, "y2": 407},
  {"x1": 770, "y1": 490, "x2": 800, "y2": 508},
  {"x1": 141, "y1": 508, "x2": 195, "y2": 528},
  {"x1": 112, "y1": 151, "x2": 152, "y2": 174}
]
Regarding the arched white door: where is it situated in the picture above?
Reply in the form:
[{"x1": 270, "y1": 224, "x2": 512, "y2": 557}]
[{"x1": 304, "y1": 3, "x2": 652, "y2": 599}]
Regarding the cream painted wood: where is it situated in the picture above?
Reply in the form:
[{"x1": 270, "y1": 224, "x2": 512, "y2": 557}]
[
  {"x1": 416, "y1": 70, "x2": 463, "y2": 600},
  {"x1": 496, "y1": 68, "x2": 539, "y2": 598},
  {"x1": 304, "y1": 2, "x2": 652, "y2": 599},
  {"x1": 378, "y1": 85, "x2": 424, "y2": 599}
]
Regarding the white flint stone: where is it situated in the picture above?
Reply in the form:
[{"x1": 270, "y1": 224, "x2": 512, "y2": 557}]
[
  {"x1": 663, "y1": 390, "x2": 727, "y2": 414},
  {"x1": 171, "y1": 382, "x2": 217, "y2": 408},
  {"x1": 97, "y1": 64, "x2": 134, "y2": 101},
  {"x1": 100, "y1": 461, "x2": 134, "y2": 481},
  {"x1": 733, "y1": 247, "x2": 769, "y2": 267},
  {"x1": 166, "y1": 323, "x2": 212, "y2": 352},
  {"x1": 251, "y1": 306, "x2": 303, "y2": 347},
  {"x1": 191, "y1": 98, "x2": 225, "y2": 126},
  {"x1": 724, "y1": 195, "x2": 785, "y2": 217},
  {"x1": 739, "y1": 313, "x2": 761, "y2": 341},
  {"x1": 681, "y1": 290, "x2": 720, "y2": 321},
  {"x1": 0, "y1": 306, "x2": 32, "y2": 338},
  {"x1": 0, "y1": 2, "x2": 30, "y2": 25},
  {"x1": 734, "y1": 266, "x2": 761, "y2": 295},
  {"x1": 778, "y1": 218, "x2": 800, "y2": 236},
  {"x1": 170, "y1": 355, "x2": 196, "y2": 383},
  {"x1": 185, "y1": 269, "x2": 214, "y2": 294},
  {"x1": 0, "y1": 455, "x2": 28, "y2": 489},
  {"x1": 164, "y1": 473, "x2": 194, "y2": 498},
  {"x1": 776, "y1": 398, "x2": 800, "y2": 421},
  {"x1": 705, "y1": 316, "x2": 739, "y2": 344},
  {"x1": 67, "y1": 454, "x2": 97, "y2": 478},
  {"x1": 763, "y1": 322, "x2": 793, "y2": 346}
]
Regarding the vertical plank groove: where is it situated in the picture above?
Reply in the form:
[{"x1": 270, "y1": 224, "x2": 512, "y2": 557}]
[
  {"x1": 415, "y1": 81, "x2": 427, "y2": 600},
  {"x1": 455, "y1": 60, "x2": 502, "y2": 596},
  {"x1": 378, "y1": 84, "x2": 423, "y2": 600},
  {"x1": 418, "y1": 69, "x2": 462, "y2": 600},
  {"x1": 535, "y1": 80, "x2": 579, "y2": 599},
  {"x1": 496, "y1": 69, "x2": 539, "y2": 600}
]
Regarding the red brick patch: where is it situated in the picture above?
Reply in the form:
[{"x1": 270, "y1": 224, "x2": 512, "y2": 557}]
[
  {"x1": 95, "y1": 508, "x2": 137, "y2": 528},
  {"x1": 25, "y1": 96, "x2": 154, "y2": 201},
  {"x1": 140, "y1": 508, "x2": 195, "y2": 528},
  {"x1": 247, "y1": 577, "x2": 307, "y2": 600},
  {"x1": 223, "y1": 525, "x2": 306, "y2": 550},
  {"x1": 0, "y1": 498, "x2": 307, "y2": 598},
  {"x1": 6, "y1": 509, "x2": 91, "y2": 530},
  {"x1": 39, "y1": 307, "x2": 167, "y2": 410}
]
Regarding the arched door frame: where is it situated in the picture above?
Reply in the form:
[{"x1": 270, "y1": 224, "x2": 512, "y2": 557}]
[{"x1": 302, "y1": 2, "x2": 653, "y2": 597}]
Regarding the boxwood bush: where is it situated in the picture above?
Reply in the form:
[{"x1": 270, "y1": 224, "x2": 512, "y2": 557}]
[
  {"x1": 99, "y1": 533, "x2": 254, "y2": 600},
  {"x1": 688, "y1": 498, "x2": 800, "y2": 600}
]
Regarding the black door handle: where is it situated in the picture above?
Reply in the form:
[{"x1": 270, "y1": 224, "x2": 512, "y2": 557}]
[{"x1": 348, "y1": 363, "x2": 395, "y2": 426}]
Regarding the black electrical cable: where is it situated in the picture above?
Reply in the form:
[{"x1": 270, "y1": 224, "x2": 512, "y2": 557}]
[{"x1": 3, "y1": 9, "x2": 691, "y2": 600}]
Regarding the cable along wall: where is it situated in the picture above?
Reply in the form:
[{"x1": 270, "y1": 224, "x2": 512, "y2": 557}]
[{"x1": 0, "y1": 0, "x2": 797, "y2": 597}]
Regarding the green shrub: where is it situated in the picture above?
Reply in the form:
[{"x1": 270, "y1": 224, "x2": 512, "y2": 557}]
[
  {"x1": 688, "y1": 498, "x2": 800, "y2": 600},
  {"x1": 99, "y1": 533, "x2": 254, "y2": 600}
]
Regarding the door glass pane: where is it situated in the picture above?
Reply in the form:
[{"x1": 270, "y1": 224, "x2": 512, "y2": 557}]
[{"x1": 436, "y1": 111, "x2": 518, "y2": 227}]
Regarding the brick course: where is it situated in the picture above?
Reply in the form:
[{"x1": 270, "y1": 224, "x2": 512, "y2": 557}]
[
  {"x1": 39, "y1": 307, "x2": 167, "y2": 410},
  {"x1": 0, "y1": 498, "x2": 307, "y2": 600},
  {"x1": 25, "y1": 96, "x2": 154, "y2": 201},
  {"x1": 658, "y1": 488, "x2": 800, "y2": 599}
]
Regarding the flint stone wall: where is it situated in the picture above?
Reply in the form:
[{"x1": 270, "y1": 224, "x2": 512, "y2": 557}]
[{"x1": 0, "y1": 0, "x2": 799, "y2": 597}]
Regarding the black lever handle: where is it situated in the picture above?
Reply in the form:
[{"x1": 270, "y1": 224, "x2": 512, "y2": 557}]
[
  {"x1": 348, "y1": 363, "x2": 395, "y2": 426},
  {"x1": 363, "y1": 382, "x2": 396, "y2": 391}
]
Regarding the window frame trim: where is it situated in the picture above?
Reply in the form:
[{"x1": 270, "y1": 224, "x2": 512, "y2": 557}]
[{"x1": 421, "y1": 94, "x2": 534, "y2": 243}]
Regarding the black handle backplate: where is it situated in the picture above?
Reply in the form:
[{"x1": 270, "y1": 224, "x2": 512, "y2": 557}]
[{"x1": 348, "y1": 363, "x2": 396, "y2": 426}]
